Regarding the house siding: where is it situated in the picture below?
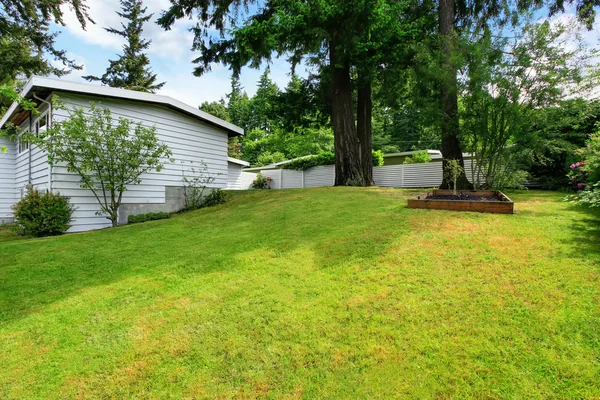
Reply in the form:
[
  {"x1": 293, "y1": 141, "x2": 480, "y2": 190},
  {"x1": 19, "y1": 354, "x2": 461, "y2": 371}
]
[
  {"x1": 0, "y1": 136, "x2": 16, "y2": 224},
  {"x1": 50, "y1": 93, "x2": 229, "y2": 232}
]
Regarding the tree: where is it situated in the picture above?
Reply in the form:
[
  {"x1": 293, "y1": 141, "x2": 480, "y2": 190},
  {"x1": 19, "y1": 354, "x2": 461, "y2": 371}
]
[
  {"x1": 31, "y1": 102, "x2": 172, "y2": 227},
  {"x1": 0, "y1": 0, "x2": 92, "y2": 84},
  {"x1": 84, "y1": 0, "x2": 164, "y2": 93},
  {"x1": 461, "y1": 19, "x2": 600, "y2": 189},
  {"x1": 158, "y1": 0, "x2": 421, "y2": 186}
]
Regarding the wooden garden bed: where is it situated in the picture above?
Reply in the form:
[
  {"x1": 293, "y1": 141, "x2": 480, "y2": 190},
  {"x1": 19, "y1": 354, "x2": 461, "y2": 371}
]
[{"x1": 407, "y1": 190, "x2": 514, "y2": 214}]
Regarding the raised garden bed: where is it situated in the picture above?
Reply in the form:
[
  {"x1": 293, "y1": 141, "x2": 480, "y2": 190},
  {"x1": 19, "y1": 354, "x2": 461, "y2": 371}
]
[{"x1": 407, "y1": 190, "x2": 514, "y2": 214}]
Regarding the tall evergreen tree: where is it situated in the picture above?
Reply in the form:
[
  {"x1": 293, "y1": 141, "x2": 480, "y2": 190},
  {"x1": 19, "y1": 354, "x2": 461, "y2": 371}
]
[
  {"x1": 158, "y1": 0, "x2": 421, "y2": 186},
  {"x1": 84, "y1": 0, "x2": 164, "y2": 93}
]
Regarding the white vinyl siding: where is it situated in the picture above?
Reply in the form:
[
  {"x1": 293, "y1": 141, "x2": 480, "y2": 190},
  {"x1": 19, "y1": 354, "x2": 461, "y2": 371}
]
[
  {"x1": 52, "y1": 93, "x2": 229, "y2": 232},
  {"x1": 0, "y1": 136, "x2": 16, "y2": 223}
]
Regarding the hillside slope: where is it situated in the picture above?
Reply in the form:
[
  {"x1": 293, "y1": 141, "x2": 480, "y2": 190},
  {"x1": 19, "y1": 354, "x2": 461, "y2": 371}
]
[{"x1": 0, "y1": 188, "x2": 599, "y2": 398}]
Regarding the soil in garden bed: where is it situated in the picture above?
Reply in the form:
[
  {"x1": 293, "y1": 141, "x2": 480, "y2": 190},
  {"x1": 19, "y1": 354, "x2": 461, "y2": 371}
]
[{"x1": 427, "y1": 194, "x2": 502, "y2": 201}]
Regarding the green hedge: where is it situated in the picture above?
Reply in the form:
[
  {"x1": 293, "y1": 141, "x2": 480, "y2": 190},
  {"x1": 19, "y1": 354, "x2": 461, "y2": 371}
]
[
  {"x1": 283, "y1": 150, "x2": 384, "y2": 171},
  {"x1": 128, "y1": 212, "x2": 170, "y2": 224}
]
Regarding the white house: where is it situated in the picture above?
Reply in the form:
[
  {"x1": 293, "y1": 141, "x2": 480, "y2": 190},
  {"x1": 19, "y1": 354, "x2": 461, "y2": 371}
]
[{"x1": 0, "y1": 76, "x2": 246, "y2": 232}]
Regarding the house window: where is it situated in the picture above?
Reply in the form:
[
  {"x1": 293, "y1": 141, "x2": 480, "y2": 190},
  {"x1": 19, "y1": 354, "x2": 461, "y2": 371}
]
[
  {"x1": 18, "y1": 134, "x2": 29, "y2": 154},
  {"x1": 36, "y1": 113, "x2": 48, "y2": 135}
]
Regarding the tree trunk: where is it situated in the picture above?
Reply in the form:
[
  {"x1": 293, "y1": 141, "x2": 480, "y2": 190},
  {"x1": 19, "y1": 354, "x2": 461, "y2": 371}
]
[
  {"x1": 357, "y1": 75, "x2": 374, "y2": 185},
  {"x1": 330, "y1": 43, "x2": 369, "y2": 186},
  {"x1": 438, "y1": 0, "x2": 472, "y2": 190}
]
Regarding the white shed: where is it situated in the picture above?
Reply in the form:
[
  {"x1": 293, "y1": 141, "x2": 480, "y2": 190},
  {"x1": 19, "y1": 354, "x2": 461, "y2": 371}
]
[{"x1": 0, "y1": 76, "x2": 244, "y2": 232}]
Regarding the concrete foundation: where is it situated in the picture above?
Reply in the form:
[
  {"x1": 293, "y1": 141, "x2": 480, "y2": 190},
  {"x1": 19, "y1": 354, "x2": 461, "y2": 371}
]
[{"x1": 118, "y1": 186, "x2": 187, "y2": 225}]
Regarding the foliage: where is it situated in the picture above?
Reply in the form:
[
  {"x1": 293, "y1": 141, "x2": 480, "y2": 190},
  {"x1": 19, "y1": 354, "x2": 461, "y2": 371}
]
[
  {"x1": 158, "y1": 0, "x2": 425, "y2": 186},
  {"x1": 0, "y1": 0, "x2": 91, "y2": 88},
  {"x1": 251, "y1": 172, "x2": 272, "y2": 189},
  {"x1": 181, "y1": 161, "x2": 216, "y2": 211},
  {"x1": 445, "y1": 159, "x2": 464, "y2": 196},
  {"x1": 283, "y1": 150, "x2": 385, "y2": 171},
  {"x1": 0, "y1": 84, "x2": 38, "y2": 151},
  {"x1": 566, "y1": 131, "x2": 600, "y2": 207},
  {"x1": 202, "y1": 189, "x2": 228, "y2": 207},
  {"x1": 517, "y1": 99, "x2": 600, "y2": 189},
  {"x1": 199, "y1": 99, "x2": 230, "y2": 122},
  {"x1": 461, "y1": 19, "x2": 600, "y2": 190},
  {"x1": 255, "y1": 150, "x2": 287, "y2": 167},
  {"x1": 11, "y1": 187, "x2": 75, "y2": 237},
  {"x1": 283, "y1": 153, "x2": 336, "y2": 171},
  {"x1": 31, "y1": 102, "x2": 172, "y2": 227},
  {"x1": 403, "y1": 151, "x2": 432, "y2": 164},
  {"x1": 127, "y1": 212, "x2": 170, "y2": 224},
  {"x1": 83, "y1": 0, "x2": 164, "y2": 93},
  {"x1": 372, "y1": 150, "x2": 384, "y2": 167}
]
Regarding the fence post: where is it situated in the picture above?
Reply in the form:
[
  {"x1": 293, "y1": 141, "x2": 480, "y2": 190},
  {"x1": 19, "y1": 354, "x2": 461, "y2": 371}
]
[
  {"x1": 302, "y1": 170, "x2": 305, "y2": 188},
  {"x1": 400, "y1": 165, "x2": 404, "y2": 188},
  {"x1": 279, "y1": 169, "x2": 283, "y2": 189}
]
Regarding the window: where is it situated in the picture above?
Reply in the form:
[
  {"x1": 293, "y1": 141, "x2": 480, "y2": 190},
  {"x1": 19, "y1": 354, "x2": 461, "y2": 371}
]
[
  {"x1": 18, "y1": 134, "x2": 29, "y2": 154},
  {"x1": 36, "y1": 113, "x2": 48, "y2": 135}
]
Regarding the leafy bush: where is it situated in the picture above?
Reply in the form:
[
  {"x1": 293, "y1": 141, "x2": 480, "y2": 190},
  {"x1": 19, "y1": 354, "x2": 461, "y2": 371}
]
[
  {"x1": 203, "y1": 189, "x2": 228, "y2": 207},
  {"x1": 283, "y1": 150, "x2": 384, "y2": 171},
  {"x1": 182, "y1": 161, "x2": 215, "y2": 210},
  {"x1": 252, "y1": 172, "x2": 272, "y2": 189},
  {"x1": 127, "y1": 212, "x2": 170, "y2": 224},
  {"x1": 372, "y1": 150, "x2": 384, "y2": 166},
  {"x1": 565, "y1": 131, "x2": 600, "y2": 207},
  {"x1": 403, "y1": 151, "x2": 432, "y2": 164},
  {"x1": 12, "y1": 188, "x2": 75, "y2": 237}
]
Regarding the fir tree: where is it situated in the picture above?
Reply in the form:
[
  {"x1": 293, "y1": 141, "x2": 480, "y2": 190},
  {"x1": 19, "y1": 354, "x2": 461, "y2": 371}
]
[{"x1": 83, "y1": 0, "x2": 164, "y2": 93}]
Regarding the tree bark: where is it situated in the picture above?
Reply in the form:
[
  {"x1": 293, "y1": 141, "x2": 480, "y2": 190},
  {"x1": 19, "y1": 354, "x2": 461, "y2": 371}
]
[
  {"x1": 357, "y1": 75, "x2": 374, "y2": 185},
  {"x1": 438, "y1": 0, "x2": 472, "y2": 190},
  {"x1": 330, "y1": 43, "x2": 369, "y2": 186}
]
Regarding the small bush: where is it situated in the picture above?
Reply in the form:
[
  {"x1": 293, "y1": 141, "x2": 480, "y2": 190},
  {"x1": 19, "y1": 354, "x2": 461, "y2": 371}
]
[
  {"x1": 128, "y1": 212, "x2": 170, "y2": 224},
  {"x1": 372, "y1": 150, "x2": 384, "y2": 167},
  {"x1": 403, "y1": 151, "x2": 432, "y2": 164},
  {"x1": 12, "y1": 188, "x2": 74, "y2": 237},
  {"x1": 203, "y1": 189, "x2": 228, "y2": 207},
  {"x1": 252, "y1": 172, "x2": 272, "y2": 189}
]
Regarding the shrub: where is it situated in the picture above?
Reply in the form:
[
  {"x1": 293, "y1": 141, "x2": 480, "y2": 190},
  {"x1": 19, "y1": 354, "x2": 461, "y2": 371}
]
[
  {"x1": 127, "y1": 212, "x2": 170, "y2": 224},
  {"x1": 181, "y1": 161, "x2": 215, "y2": 210},
  {"x1": 252, "y1": 172, "x2": 272, "y2": 189},
  {"x1": 403, "y1": 151, "x2": 432, "y2": 164},
  {"x1": 565, "y1": 131, "x2": 600, "y2": 207},
  {"x1": 12, "y1": 188, "x2": 74, "y2": 237},
  {"x1": 372, "y1": 150, "x2": 384, "y2": 167},
  {"x1": 283, "y1": 150, "x2": 384, "y2": 171},
  {"x1": 203, "y1": 189, "x2": 228, "y2": 207}
]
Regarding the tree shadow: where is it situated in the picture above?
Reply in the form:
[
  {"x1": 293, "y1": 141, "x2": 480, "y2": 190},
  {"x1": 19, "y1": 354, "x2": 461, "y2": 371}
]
[{"x1": 0, "y1": 187, "x2": 413, "y2": 325}]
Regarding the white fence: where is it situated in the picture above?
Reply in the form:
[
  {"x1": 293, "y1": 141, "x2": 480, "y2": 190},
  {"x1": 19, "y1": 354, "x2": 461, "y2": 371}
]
[{"x1": 261, "y1": 160, "x2": 482, "y2": 189}]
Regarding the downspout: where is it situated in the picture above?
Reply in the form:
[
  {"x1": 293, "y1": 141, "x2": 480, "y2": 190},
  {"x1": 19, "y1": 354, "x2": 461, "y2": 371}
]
[
  {"x1": 28, "y1": 113, "x2": 32, "y2": 185},
  {"x1": 32, "y1": 93, "x2": 52, "y2": 192}
]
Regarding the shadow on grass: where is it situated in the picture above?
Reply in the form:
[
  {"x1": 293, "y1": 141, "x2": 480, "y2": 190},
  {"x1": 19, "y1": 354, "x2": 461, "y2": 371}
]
[
  {"x1": 563, "y1": 204, "x2": 600, "y2": 259},
  {"x1": 0, "y1": 187, "x2": 412, "y2": 325}
]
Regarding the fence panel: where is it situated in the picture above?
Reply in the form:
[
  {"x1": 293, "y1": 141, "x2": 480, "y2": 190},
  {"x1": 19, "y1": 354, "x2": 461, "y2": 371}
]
[
  {"x1": 281, "y1": 170, "x2": 304, "y2": 189},
  {"x1": 373, "y1": 165, "x2": 403, "y2": 187},
  {"x1": 305, "y1": 165, "x2": 335, "y2": 187}
]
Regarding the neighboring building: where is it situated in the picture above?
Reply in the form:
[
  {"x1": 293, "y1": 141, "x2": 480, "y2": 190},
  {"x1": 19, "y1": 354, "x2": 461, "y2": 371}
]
[
  {"x1": 383, "y1": 150, "x2": 442, "y2": 165},
  {"x1": 383, "y1": 150, "x2": 477, "y2": 165},
  {"x1": 0, "y1": 76, "x2": 244, "y2": 232},
  {"x1": 226, "y1": 157, "x2": 254, "y2": 190}
]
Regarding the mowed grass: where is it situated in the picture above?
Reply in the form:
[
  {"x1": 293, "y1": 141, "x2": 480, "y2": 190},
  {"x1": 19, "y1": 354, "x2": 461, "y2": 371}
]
[{"x1": 0, "y1": 188, "x2": 599, "y2": 399}]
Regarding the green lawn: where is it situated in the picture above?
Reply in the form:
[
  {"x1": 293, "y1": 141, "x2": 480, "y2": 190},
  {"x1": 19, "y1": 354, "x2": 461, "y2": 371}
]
[{"x1": 0, "y1": 188, "x2": 599, "y2": 399}]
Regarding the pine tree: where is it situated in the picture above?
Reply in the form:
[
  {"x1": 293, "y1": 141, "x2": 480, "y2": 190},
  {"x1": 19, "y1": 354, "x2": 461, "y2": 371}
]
[{"x1": 83, "y1": 0, "x2": 164, "y2": 93}]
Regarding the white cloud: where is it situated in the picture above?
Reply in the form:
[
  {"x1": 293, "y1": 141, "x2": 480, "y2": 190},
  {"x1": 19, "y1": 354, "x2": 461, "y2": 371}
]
[{"x1": 60, "y1": 0, "x2": 194, "y2": 61}]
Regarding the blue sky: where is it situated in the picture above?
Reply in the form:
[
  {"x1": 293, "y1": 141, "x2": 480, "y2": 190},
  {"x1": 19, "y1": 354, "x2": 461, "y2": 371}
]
[
  {"x1": 49, "y1": 0, "x2": 310, "y2": 108},
  {"x1": 49, "y1": 1, "x2": 598, "y2": 109}
]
